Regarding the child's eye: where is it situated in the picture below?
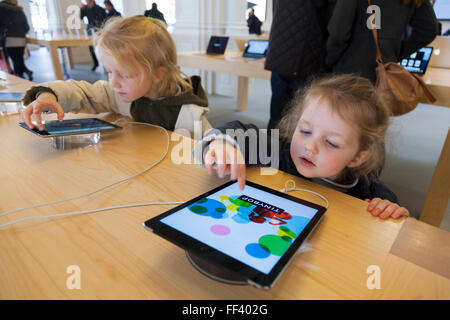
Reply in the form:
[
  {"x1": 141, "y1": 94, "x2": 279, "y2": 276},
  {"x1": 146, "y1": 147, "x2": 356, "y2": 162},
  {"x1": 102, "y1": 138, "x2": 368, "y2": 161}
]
[
  {"x1": 299, "y1": 130, "x2": 311, "y2": 135},
  {"x1": 326, "y1": 140, "x2": 339, "y2": 148}
]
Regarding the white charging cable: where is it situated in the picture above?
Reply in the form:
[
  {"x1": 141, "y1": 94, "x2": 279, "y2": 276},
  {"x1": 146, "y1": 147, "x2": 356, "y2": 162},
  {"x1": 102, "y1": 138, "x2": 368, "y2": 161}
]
[
  {"x1": 280, "y1": 180, "x2": 329, "y2": 209},
  {"x1": 0, "y1": 120, "x2": 183, "y2": 229},
  {"x1": 0, "y1": 201, "x2": 184, "y2": 229}
]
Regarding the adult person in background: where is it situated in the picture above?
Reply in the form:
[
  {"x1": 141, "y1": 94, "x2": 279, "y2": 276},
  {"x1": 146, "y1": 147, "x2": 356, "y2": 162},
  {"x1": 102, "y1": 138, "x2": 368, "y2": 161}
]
[
  {"x1": 0, "y1": 0, "x2": 33, "y2": 80},
  {"x1": 144, "y1": 3, "x2": 166, "y2": 24},
  {"x1": 104, "y1": 0, "x2": 121, "y2": 20},
  {"x1": 264, "y1": 0, "x2": 336, "y2": 130},
  {"x1": 247, "y1": 8, "x2": 262, "y2": 35},
  {"x1": 326, "y1": 0, "x2": 438, "y2": 84},
  {"x1": 80, "y1": 0, "x2": 106, "y2": 71}
]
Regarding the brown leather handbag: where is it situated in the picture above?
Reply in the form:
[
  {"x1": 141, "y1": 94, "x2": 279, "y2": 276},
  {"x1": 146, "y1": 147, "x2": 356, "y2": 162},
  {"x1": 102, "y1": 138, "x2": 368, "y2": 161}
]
[{"x1": 368, "y1": 0, "x2": 436, "y2": 116}]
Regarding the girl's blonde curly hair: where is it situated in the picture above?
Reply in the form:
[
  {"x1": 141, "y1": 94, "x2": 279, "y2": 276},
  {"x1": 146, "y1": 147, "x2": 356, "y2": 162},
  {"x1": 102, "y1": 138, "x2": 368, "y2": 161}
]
[{"x1": 277, "y1": 74, "x2": 391, "y2": 179}]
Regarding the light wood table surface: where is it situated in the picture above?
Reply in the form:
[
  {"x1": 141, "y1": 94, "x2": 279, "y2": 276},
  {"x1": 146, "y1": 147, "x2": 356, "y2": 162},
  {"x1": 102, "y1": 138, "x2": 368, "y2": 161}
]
[
  {"x1": 27, "y1": 33, "x2": 93, "y2": 81},
  {"x1": 421, "y1": 67, "x2": 450, "y2": 108},
  {"x1": 1, "y1": 108, "x2": 449, "y2": 299},
  {"x1": 0, "y1": 70, "x2": 35, "y2": 93}
]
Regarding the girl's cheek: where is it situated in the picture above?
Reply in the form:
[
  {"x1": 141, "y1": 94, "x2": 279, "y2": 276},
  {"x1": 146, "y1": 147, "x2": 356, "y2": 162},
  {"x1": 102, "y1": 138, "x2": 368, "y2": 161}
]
[{"x1": 290, "y1": 133, "x2": 302, "y2": 152}]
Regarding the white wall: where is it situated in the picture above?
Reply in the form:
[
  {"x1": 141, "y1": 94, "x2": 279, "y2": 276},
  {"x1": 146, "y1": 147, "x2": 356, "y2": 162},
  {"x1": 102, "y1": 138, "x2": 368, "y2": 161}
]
[
  {"x1": 119, "y1": 0, "x2": 146, "y2": 17},
  {"x1": 263, "y1": 0, "x2": 273, "y2": 33}
]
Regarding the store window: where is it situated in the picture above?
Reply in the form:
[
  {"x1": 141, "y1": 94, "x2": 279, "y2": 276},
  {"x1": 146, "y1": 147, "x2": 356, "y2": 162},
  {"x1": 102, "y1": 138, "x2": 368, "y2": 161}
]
[
  {"x1": 247, "y1": 0, "x2": 266, "y2": 21},
  {"x1": 29, "y1": 0, "x2": 49, "y2": 32},
  {"x1": 145, "y1": 0, "x2": 176, "y2": 25}
]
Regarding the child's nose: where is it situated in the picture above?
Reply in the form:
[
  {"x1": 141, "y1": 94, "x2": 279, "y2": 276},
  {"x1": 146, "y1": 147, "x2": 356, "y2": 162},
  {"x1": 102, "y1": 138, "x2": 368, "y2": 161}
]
[{"x1": 305, "y1": 140, "x2": 318, "y2": 154}]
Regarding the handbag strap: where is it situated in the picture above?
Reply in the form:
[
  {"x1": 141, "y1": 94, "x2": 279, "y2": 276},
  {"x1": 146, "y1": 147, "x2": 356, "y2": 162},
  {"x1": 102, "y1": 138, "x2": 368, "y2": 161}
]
[
  {"x1": 368, "y1": 0, "x2": 383, "y2": 63},
  {"x1": 368, "y1": 1, "x2": 436, "y2": 103}
]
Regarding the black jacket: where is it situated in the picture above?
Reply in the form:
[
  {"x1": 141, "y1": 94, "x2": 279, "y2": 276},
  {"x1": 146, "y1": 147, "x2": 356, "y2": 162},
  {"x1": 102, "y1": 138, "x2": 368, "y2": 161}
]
[
  {"x1": 264, "y1": 0, "x2": 336, "y2": 80},
  {"x1": 0, "y1": 1, "x2": 29, "y2": 39},
  {"x1": 326, "y1": 0, "x2": 438, "y2": 83},
  {"x1": 247, "y1": 14, "x2": 262, "y2": 35},
  {"x1": 80, "y1": 4, "x2": 107, "y2": 30},
  {"x1": 202, "y1": 120, "x2": 399, "y2": 204}
]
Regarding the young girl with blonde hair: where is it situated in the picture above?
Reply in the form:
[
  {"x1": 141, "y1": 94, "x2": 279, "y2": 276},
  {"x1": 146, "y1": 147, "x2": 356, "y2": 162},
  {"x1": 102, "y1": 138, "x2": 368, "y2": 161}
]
[
  {"x1": 195, "y1": 74, "x2": 409, "y2": 220},
  {"x1": 21, "y1": 15, "x2": 210, "y2": 134}
]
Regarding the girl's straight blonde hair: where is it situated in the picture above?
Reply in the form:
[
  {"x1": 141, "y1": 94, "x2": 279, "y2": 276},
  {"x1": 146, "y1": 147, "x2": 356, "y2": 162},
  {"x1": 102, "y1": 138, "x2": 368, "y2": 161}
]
[
  {"x1": 278, "y1": 74, "x2": 391, "y2": 179},
  {"x1": 94, "y1": 15, "x2": 191, "y2": 97}
]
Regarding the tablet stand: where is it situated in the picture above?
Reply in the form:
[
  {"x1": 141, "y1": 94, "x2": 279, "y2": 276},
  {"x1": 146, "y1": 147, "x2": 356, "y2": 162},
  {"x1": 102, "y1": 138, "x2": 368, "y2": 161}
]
[
  {"x1": 51, "y1": 132, "x2": 100, "y2": 150},
  {"x1": 186, "y1": 251, "x2": 248, "y2": 286}
]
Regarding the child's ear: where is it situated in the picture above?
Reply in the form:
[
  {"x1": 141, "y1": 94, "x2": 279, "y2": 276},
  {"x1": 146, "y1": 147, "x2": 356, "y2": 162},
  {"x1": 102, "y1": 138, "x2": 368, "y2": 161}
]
[
  {"x1": 152, "y1": 66, "x2": 167, "y2": 84},
  {"x1": 347, "y1": 150, "x2": 371, "y2": 168}
]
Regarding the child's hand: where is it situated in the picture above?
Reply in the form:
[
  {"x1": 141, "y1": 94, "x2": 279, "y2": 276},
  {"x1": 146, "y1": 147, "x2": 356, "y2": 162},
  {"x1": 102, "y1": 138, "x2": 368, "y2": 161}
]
[
  {"x1": 21, "y1": 92, "x2": 64, "y2": 131},
  {"x1": 204, "y1": 139, "x2": 246, "y2": 190},
  {"x1": 365, "y1": 198, "x2": 409, "y2": 220}
]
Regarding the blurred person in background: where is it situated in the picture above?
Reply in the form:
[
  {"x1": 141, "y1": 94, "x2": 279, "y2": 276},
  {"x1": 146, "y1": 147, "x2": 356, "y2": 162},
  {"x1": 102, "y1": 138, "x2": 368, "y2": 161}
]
[
  {"x1": 247, "y1": 8, "x2": 262, "y2": 35},
  {"x1": 0, "y1": 0, "x2": 33, "y2": 80},
  {"x1": 144, "y1": 2, "x2": 166, "y2": 24},
  {"x1": 326, "y1": 0, "x2": 438, "y2": 84},
  {"x1": 104, "y1": 0, "x2": 121, "y2": 20},
  {"x1": 80, "y1": 0, "x2": 106, "y2": 71}
]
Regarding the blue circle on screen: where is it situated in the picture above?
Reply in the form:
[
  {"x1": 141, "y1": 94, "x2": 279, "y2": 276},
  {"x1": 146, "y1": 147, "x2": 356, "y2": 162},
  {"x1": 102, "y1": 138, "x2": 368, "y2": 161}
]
[{"x1": 245, "y1": 243, "x2": 271, "y2": 259}]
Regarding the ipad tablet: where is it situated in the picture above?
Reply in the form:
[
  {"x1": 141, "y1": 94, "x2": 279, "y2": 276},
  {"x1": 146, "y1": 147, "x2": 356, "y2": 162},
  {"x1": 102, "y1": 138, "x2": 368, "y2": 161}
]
[
  {"x1": 0, "y1": 92, "x2": 24, "y2": 102},
  {"x1": 144, "y1": 180, "x2": 326, "y2": 289},
  {"x1": 206, "y1": 36, "x2": 229, "y2": 55},
  {"x1": 399, "y1": 46, "x2": 433, "y2": 74},
  {"x1": 243, "y1": 39, "x2": 269, "y2": 58},
  {"x1": 18, "y1": 118, "x2": 122, "y2": 138}
]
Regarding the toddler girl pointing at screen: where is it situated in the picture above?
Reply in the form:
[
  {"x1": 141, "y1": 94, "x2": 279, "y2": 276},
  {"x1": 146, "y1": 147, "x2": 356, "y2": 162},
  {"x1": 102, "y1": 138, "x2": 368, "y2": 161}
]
[
  {"x1": 194, "y1": 74, "x2": 409, "y2": 220},
  {"x1": 21, "y1": 15, "x2": 211, "y2": 134}
]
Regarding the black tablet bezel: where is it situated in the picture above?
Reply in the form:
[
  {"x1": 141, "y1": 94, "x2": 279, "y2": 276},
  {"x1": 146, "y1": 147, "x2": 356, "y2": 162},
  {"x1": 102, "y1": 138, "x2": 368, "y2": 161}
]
[
  {"x1": 144, "y1": 180, "x2": 326, "y2": 289},
  {"x1": 18, "y1": 118, "x2": 122, "y2": 138},
  {"x1": 243, "y1": 39, "x2": 269, "y2": 58},
  {"x1": 0, "y1": 92, "x2": 24, "y2": 102}
]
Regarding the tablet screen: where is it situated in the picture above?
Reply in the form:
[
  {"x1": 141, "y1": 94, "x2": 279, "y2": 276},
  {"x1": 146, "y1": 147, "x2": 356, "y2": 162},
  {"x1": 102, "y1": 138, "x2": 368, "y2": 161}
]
[
  {"x1": 0, "y1": 92, "x2": 24, "y2": 102},
  {"x1": 243, "y1": 40, "x2": 269, "y2": 58},
  {"x1": 145, "y1": 180, "x2": 325, "y2": 288},
  {"x1": 18, "y1": 118, "x2": 121, "y2": 137},
  {"x1": 399, "y1": 47, "x2": 433, "y2": 74}
]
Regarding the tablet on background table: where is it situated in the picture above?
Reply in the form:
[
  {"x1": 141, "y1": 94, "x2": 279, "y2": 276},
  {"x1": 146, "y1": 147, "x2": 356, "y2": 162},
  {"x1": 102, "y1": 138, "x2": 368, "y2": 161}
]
[
  {"x1": 206, "y1": 36, "x2": 229, "y2": 55},
  {"x1": 144, "y1": 180, "x2": 326, "y2": 289},
  {"x1": 399, "y1": 46, "x2": 433, "y2": 75},
  {"x1": 243, "y1": 39, "x2": 269, "y2": 58}
]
